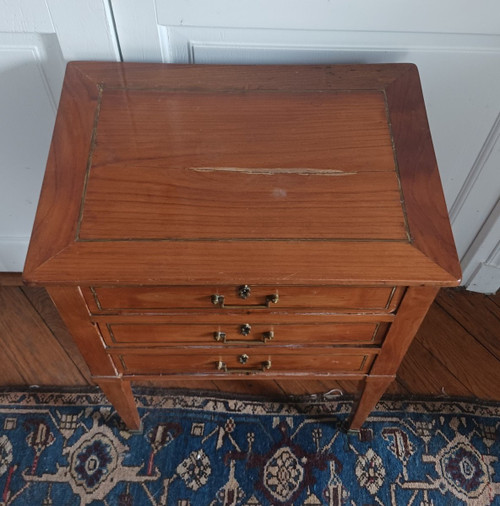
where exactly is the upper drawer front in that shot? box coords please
[85,285,403,313]
[99,322,387,347]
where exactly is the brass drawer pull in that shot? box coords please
[262,331,274,342]
[216,359,272,374]
[213,331,227,342]
[213,329,274,343]
[211,293,279,308]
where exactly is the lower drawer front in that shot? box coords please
[100,322,386,346]
[111,349,375,375]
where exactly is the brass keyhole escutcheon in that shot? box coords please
[240,324,251,336]
[238,285,251,299]
[239,354,249,364]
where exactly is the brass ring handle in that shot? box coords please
[211,293,279,308]
[216,359,271,374]
[213,330,274,343]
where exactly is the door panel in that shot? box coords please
[0,33,63,270]
[0,0,119,271]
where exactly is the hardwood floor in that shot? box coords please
[1,274,499,401]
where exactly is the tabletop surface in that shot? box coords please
[23,63,461,286]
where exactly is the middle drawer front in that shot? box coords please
[98,321,388,347]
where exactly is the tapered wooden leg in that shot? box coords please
[47,287,142,430]
[96,378,141,431]
[348,376,394,431]
[347,287,440,431]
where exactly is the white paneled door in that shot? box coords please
[0,0,119,270]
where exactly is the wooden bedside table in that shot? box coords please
[23,63,461,431]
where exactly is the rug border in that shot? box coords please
[0,387,499,419]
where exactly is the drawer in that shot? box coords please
[84,285,403,313]
[110,348,376,375]
[99,322,388,347]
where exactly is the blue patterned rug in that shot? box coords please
[0,389,499,505]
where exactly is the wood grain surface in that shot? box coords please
[84,285,402,312]
[23,63,460,287]
[0,287,88,385]
[81,168,405,241]
[98,321,387,347]
[1,284,498,402]
[0,273,23,286]
[385,65,461,282]
[25,241,459,286]
[23,64,98,279]
[111,347,376,376]
[92,89,395,172]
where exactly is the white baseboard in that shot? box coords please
[0,237,29,271]
[465,263,500,294]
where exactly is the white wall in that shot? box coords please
[0,0,119,270]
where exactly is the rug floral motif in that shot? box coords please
[0,390,499,505]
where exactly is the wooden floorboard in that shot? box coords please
[0,272,23,286]
[413,290,500,399]
[397,336,474,397]
[20,286,93,384]
[436,289,500,360]
[0,284,498,401]
[0,287,89,386]
[487,290,500,308]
